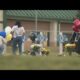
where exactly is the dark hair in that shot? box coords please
[37,32,40,35]
[73,16,79,21]
[15,21,22,27]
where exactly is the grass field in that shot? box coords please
[0,48,80,70]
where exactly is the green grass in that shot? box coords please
[0,48,80,70]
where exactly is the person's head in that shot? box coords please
[37,32,40,35]
[40,32,43,35]
[73,16,80,21]
[15,21,22,28]
[59,32,63,35]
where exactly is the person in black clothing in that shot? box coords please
[29,32,37,43]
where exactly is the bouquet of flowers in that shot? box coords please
[65,43,76,48]
[30,44,42,55]
[64,43,76,56]
[41,48,50,56]
[30,44,50,56]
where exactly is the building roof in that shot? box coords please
[6,10,78,21]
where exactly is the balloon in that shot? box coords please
[5,26,12,34]
[6,33,12,42]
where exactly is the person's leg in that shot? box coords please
[2,44,6,55]
[59,42,63,55]
[76,38,80,54]
[0,45,4,55]
[12,38,17,55]
[39,48,42,56]
[17,36,23,55]
[70,32,77,43]
[22,42,24,53]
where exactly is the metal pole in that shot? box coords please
[59,23,60,34]
[35,10,38,32]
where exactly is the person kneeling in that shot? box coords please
[0,36,7,55]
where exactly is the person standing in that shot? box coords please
[57,32,64,56]
[12,21,25,55]
[70,17,80,54]
[70,17,80,43]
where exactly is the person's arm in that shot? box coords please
[22,27,25,36]
[11,26,15,35]
[2,37,7,44]
[11,26,15,32]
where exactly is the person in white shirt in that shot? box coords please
[57,32,64,56]
[12,21,25,55]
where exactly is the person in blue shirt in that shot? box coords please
[0,31,6,38]
[0,31,7,55]
[36,32,44,44]
[57,32,65,56]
